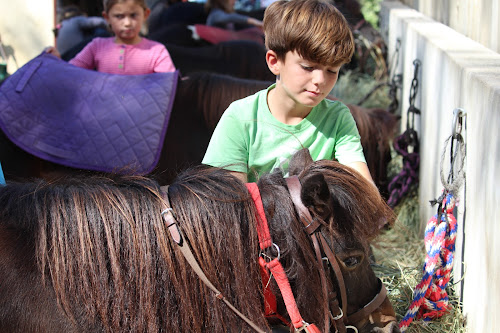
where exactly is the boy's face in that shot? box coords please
[267,50,341,109]
[103,0,150,45]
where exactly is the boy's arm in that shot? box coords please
[345,161,374,184]
[79,16,108,30]
[345,161,381,198]
[230,171,247,183]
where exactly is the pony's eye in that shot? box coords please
[340,254,364,270]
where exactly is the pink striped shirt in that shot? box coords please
[69,37,176,75]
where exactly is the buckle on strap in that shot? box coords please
[295,322,321,333]
[346,326,359,333]
[331,308,343,321]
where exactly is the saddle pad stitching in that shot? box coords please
[0,52,179,174]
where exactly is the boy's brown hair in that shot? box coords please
[263,0,354,67]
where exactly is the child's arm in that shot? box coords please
[152,44,176,73]
[208,9,262,28]
[202,104,250,176]
[68,39,97,70]
[78,16,107,30]
[231,171,248,183]
[345,161,381,199]
[345,161,375,185]
[45,46,61,58]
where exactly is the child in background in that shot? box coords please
[203,0,376,187]
[205,0,263,30]
[54,5,109,57]
[47,0,175,74]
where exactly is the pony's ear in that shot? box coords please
[289,148,313,176]
[301,173,332,220]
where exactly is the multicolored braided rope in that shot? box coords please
[399,192,457,332]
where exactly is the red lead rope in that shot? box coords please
[246,183,321,332]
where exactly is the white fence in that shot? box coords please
[380,1,500,332]
[396,0,500,54]
[0,0,54,75]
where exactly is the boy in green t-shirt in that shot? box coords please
[203,0,375,185]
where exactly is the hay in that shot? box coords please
[331,69,393,109]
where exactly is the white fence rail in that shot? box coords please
[380,2,500,332]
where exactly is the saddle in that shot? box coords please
[0,52,178,174]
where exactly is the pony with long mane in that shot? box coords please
[0,151,399,332]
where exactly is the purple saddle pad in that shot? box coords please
[0,52,178,174]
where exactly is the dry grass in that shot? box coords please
[331,69,393,109]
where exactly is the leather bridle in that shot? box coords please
[159,177,389,333]
[285,176,389,333]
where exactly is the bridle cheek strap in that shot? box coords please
[285,176,347,332]
[246,183,321,333]
[285,176,390,331]
[160,186,266,333]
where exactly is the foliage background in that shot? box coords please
[360,0,382,28]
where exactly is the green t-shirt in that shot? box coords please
[202,84,366,182]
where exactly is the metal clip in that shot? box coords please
[260,242,281,262]
[295,321,313,332]
[452,108,466,139]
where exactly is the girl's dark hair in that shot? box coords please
[102,0,148,13]
[59,5,84,22]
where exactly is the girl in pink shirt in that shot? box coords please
[48,0,175,74]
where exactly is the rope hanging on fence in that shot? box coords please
[399,109,466,332]
[387,59,421,208]
[399,192,457,332]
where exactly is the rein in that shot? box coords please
[159,185,267,333]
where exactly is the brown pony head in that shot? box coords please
[262,148,399,332]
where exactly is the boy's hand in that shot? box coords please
[44,46,61,59]
[231,171,248,183]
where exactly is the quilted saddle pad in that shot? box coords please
[0,52,178,174]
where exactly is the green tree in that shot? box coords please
[360,0,381,29]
